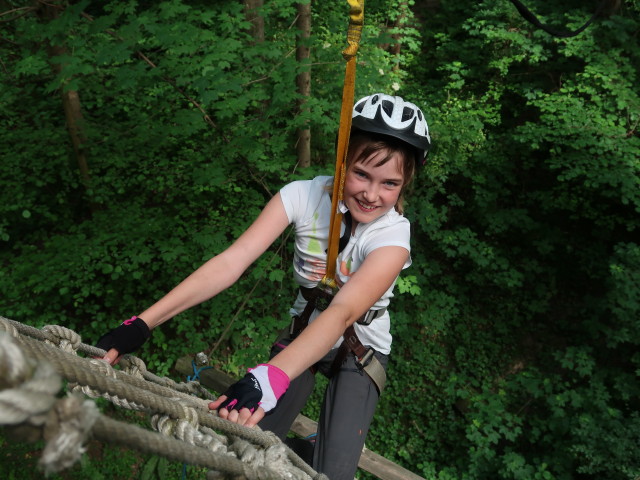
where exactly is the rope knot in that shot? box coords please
[0,335,99,475]
[88,357,118,378]
[179,403,200,426]
[40,394,99,475]
[0,335,60,427]
[121,355,147,378]
[43,325,81,353]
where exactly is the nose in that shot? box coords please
[363,183,379,203]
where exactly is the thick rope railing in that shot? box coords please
[0,316,328,479]
[2,318,214,399]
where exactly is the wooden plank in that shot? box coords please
[359,448,425,480]
[290,414,317,438]
[174,355,236,393]
[174,356,425,480]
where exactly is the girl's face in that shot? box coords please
[343,146,405,229]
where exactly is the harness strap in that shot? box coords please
[329,325,387,393]
[297,287,386,325]
[290,286,387,393]
[289,287,333,337]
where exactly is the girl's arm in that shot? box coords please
[212,244,409,426]
[269,244,410,379]
[101,193,290,364]
[138,193,291,328]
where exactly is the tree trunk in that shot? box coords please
[39,1,94,210]
[244,0,264,43]
[295,2,311,168]
[59,75,91,193]
[390,0,409,72]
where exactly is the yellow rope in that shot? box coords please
[323,0,364,286]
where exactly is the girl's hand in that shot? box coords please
[209,396,265,427]
[208,364,290,427]
[101,347,123,366]
[96,316,151,363]
[95,316,151,361]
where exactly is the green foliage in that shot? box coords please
[364,1,640,479]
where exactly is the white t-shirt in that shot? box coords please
[279,176,412,354]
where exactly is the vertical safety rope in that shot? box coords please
[323,0,364,286]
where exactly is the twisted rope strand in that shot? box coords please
[0,318,327,479]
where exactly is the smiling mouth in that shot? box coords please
[356,199,378,211]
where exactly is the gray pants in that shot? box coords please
[259,338,389,480]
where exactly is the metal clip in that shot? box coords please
[194,352,209,366]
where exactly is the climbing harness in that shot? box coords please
[508,0,609,38]
[290,283,387,393]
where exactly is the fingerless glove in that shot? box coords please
[96,316,151,355]
[218,364,290,414]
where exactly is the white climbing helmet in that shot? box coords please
[351,93,431,164]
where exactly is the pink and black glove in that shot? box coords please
[218,364,290,414]
[96,316,151,355]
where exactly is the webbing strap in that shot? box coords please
[317,2,382,393]
[324,0,364,285]
[330,325,387,393]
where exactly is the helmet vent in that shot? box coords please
[354,101,365,113]
[381,100,394,116]
[402,107,414,122]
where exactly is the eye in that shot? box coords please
[353,169,367,178]
[384,180,400,187]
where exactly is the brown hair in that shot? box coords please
[345,130,417,214]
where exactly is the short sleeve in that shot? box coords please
[279,180,307,224]
[362,217,411,259]
[280,176,332,225]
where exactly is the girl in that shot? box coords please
[97,93,430,479]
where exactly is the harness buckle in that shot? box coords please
[355,348,375,370]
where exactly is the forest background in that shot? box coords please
[1,0,639,479]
